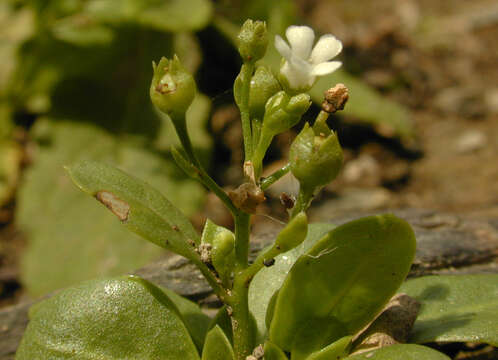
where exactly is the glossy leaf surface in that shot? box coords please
[305,336,352,360]
[345,344,450,360]
[269,215,416,354]
[400,274,498,346]
[201,325,235,360]
[264,341,288,360]
[161,287,211,353]
[67,159,200,257]
[249,224,335,343]
[16,276,199,359]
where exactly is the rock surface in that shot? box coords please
[1,209,497,359]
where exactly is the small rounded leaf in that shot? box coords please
[269,215,416,354]
[16,276,200,359]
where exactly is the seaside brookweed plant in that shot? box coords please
[15,19,498,360]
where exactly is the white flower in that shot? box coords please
[275,25,342,91]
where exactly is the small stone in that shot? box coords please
[455,130,487,154]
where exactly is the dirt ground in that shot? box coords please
[1,0,497,311]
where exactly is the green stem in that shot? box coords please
[239,63,255,162]
[252,131,274,180]
[171,113,238,215]
[191,256,228,303]
[230,211,253,359]
[291,185,315,218]
[252,117,262,156]
[260,163,290,190]
[241,245,280,287]
[234,212,251,271]
[230,277,253,360]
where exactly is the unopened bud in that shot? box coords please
[322,83,349,113]
[238,19,268,62]
[201,220,235,279]
[263,91,311,136]
[274,212,308,253]
[290,123,343,191]
[249,66,281,119]
[150,55,196,117]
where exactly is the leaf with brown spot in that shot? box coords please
[67,160,201,259]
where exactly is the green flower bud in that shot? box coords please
[212,230,235,278]
[150,55,196,116]
[201,219,235,281]
[252,91,311,178]
[248,66,281,119]
[238,19,268,62]
[289,123,343,191]
[274,212,308,253]
[263,91,311,135]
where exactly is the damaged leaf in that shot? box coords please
[67,159,200,258]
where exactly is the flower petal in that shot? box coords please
[310,35,342,64]
[286,25,315,59]
[275,35,292,60]
[310,61,342,76]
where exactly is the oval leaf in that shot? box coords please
[269,215,416,354]
[264,341,288,360]
[306,335,352,360]
[399,274,498,346]
[249,224,335,343]
[345,344,450,360]
[85,0,212,32]
[201,325,235,360]
[161,287,211,353]
[66,160,200,259]
[16,276,199,359]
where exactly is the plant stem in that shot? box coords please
[230,277,253,360]
[260,163,291,190]
[234,212,251,271]
[239,63,255,162]
[291,185,315,218]
[229,211,253,359]
[171,114,238,215]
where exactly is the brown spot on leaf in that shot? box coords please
[95,191,130,221]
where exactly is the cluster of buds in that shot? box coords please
[150,19,347,219]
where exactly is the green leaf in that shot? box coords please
[269,215,416,355]
[209,306,233,345]
[67,159,201,256]
[161,287,211,353]
[16,276,200,359]
[399,274,498,346]
[84,0,212,32]
[345,344,450,360]
[200,219,235,283]
[51,15,115,46]
[306,336,352,360]
[201,325,235,360]
[249,224,336,343]
[263,341,288,360]
[17,120,205,296]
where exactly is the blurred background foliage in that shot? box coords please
[0,0,414,296]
